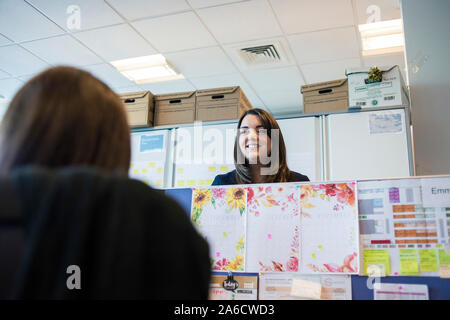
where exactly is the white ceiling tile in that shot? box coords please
[187,0,249,9]
[189,73,265,108]
[362,52,407,83]
[270,0,354,34]
[165,46,237,78]
[288,27,360,65]
[0,45,50,77]
[354,0,401,25]
[0,0,64,42]
[132,11,216,53]
[28,0,124,32]
[197,0,282,44]
[106,0,191,21]
[244,66,304,111]
[0,102,9,120]
[0,78,24,100]
[17,74,36,83]
[21,35,102,67]
[73,24,156,61]
[139,79,196,94]
[0,34,13,46]
[81,63,135,88]
[0,69,11,79]
[301,58,361,83]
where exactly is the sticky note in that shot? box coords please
[438,249,450,265]
[142,169,148,173]
[187,180,196,186]
[177,168,184,173]
[419,249,439,272]
[363,249,390,276]
[133,169,139,174]
[157,168,163,173]
[130,164,134,168]
[399,249,419,275]
[208,166,216,172]
[290,278,322,300]
[220,166,228,172]
[143,180,149,185]
[177,180,185,187]
[148,162,156,167]
[198,180,205,185]
[156,180,162,186]
[207,179,213,185]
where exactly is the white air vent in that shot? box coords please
[228,39,291,70]
[239,44,282,65]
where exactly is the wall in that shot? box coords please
[401,0,450,175]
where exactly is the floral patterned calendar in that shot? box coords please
[245,185,300,272]
[299,183,359,274]
[191,187,246,271]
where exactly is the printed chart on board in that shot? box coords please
[358,177,450,277]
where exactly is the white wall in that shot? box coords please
[401,0,450,175]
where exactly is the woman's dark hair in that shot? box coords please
[0,66,131,174]
[233,108,290,184]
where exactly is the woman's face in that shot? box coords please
[238,114,271,165]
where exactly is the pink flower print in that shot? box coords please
[214,258,229,270]
[323,263,340,273]
[265,186,272,194]
[286,256,298,272]
[340,252,357,273]
[212,188,226,199]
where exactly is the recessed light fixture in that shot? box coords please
[358,19,404,56]
[110,54,184,84]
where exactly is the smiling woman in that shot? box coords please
[212,108,309,185]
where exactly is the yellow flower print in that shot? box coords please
[225,187,246,214]
[193,188,212,210]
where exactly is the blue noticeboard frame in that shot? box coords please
[164,188,450,300]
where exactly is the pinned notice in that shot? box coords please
[140,134,164,153]
[421,177,450,208]
[369,110,404,135]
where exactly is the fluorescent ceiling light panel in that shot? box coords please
[110,54,184,84]
[359,19,404,56]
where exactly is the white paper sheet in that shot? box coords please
[374,283,429,300]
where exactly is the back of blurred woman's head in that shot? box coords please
[0,66,131,174]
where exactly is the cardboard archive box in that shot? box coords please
[120,91,154,128]
[346,65,409,108]
[154,91,196,126]
[195,86,253,122]
[301,79,348,114]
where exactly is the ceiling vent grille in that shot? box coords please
[234,41,289,68]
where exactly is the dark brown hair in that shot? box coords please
[234,108,290,184]
[0,66,131,174]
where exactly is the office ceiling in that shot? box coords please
[0,0,405,116]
